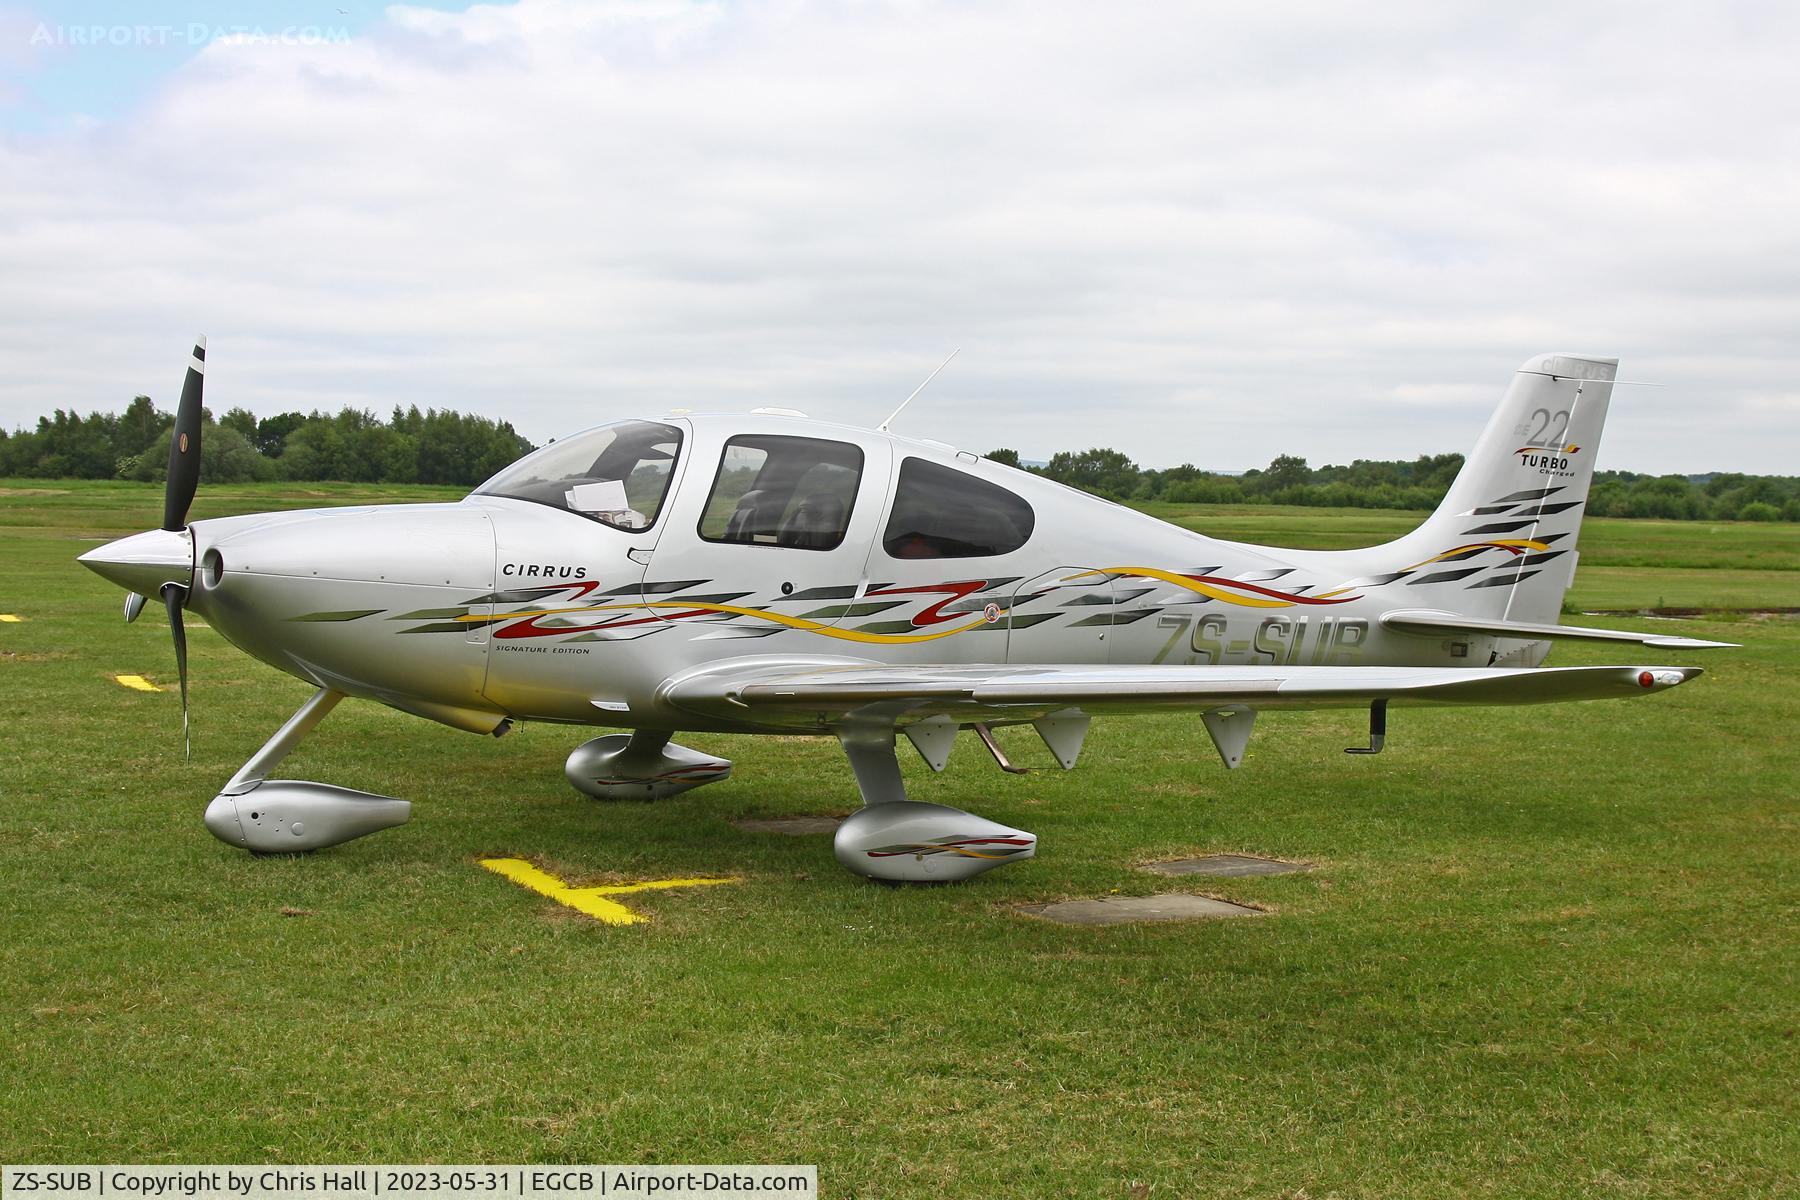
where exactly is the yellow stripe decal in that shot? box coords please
[463,601,1000,645]
[1409,539,1550,569]
[113,674,162,692]
[460,541,1557,645]
[478,857,739,926]
[1062,566,1296,608]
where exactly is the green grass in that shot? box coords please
[1,482,1795,1196]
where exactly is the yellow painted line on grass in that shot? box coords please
[0,614,22,622]
[478,857,739,926]
[113,674,163,692]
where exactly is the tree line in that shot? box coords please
[4,397,1793,520]
[984,447,1800,522]
[0,398,534,487]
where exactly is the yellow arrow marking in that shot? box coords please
[113,674,163,692]
[478,858,739,926]
[0,614,22,622]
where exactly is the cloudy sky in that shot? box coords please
[3,1,1798,473]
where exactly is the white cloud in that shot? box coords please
[2,0,1798,473]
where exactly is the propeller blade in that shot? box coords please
[162,582,190,757]
[123,591,147,623]
[162,337,206,533]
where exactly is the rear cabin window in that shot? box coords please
[882,457,1035,559]
[699,435,863,551]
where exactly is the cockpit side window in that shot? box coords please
[473,420,681,532]
[700,435,863,551]
[882,457,1035,559]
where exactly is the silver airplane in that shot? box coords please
[80,342,1730,881]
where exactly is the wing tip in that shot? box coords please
[1635,666,1703,691]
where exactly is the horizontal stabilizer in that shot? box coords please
[1380,608,1737,650]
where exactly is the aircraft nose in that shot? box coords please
[203,795,247,847]
[78,527,194,595]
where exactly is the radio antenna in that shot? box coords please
[878,349,960,433]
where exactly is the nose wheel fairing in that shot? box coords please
[202,687,411,854]
[206,782,410,853]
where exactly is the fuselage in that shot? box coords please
[171,412,1514,737]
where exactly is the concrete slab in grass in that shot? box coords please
[730,815,842,836]
[1142,854,1311,878]
[1018,894,1262,925]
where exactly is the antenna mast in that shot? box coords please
[878,349,960,433]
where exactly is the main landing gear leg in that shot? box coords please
[203,688,412,853]
[831,717,1037,883]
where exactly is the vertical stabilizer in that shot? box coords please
[1352,353,1618,628]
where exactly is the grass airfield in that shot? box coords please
[1,481,1795,1197]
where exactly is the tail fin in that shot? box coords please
[1348,353,1618,625]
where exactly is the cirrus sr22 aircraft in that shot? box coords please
[80,343,1730,881]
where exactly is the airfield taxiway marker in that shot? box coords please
[1017,894,1264,925]
[1143,854,1313,878]
[0,614,22,622]
[730,815,842,835]
[478,857,740,925]
[113,674,163,692]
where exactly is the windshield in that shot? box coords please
[473,420,682,531]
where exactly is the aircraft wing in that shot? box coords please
[662,660,1703,726]
[1378,608,1737,650]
